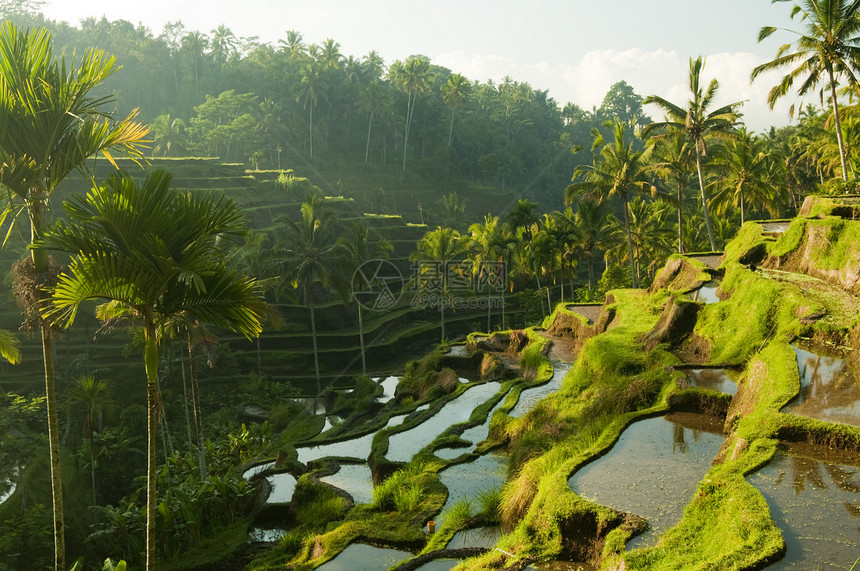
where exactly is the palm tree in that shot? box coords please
[643,56,742,251]
[68,375,115,504]
[389,55,433,170]
[566,119,655,288]
[752,0,860,180]
[150,113,187,157]
[570,198,612,296]
[0,23,147,570]
[468,214,504,331]
[181,30,209,102]
[441,73,471,147]
[358,80,388,166]
[710,129,785,225]
[411,227,468,342]
[296,63,328,160]
[39,170,264,571]
[338,221,393,375]
[648,132,696,253]
[276,194,345,395]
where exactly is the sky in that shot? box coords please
[39,0,808,132]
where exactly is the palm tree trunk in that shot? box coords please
[30,197,64,571]
[180,355,193,447]
[403,93,412,171]
[358,304,366,375]
[188,336,207,481]
[740,189,746,226]
[621,195,638,288]
[677,183,684,254]
[587,252,594,295]
[440,298,446,343]
[695,150,717,251]
[448,109,455,147]
[309,104,314,160]
[310,303,321,395]
[829,70,849,181]
[365,112,374,166]
[144,326,159,571]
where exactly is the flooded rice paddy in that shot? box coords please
[783,344,860,427]
[569,413,725,549]
[682,368,739,395]
[315,543,412,570]
[748,443,860,569]
[319,462,374,505]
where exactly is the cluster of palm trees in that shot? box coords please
[0,23,265,571]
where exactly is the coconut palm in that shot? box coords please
[296,63,328,160]
[566,119,655,288]
[358,80,389,166]
[570,198,612,296]
[389,55,433,170]
[441,73,471,147]
[411,226,468,343]
[753,0,860,180]
[710,129,786,225]
[68,375,115,504]
[276,194,346,395]
[338,221,393,375]
[648,132,696,253]
[0,22,147,570]
[643,56,741,251]
[39,170,263,571]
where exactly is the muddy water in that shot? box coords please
[682,368,739,395]
[565,304,602,323]
[316,543,412,570]
[692,281,721,304]
[436,451,507,528]
[748,444,860,569]
[510,363,573,418]
[569,413,724,549]
[319,463,374,504]
[386,382,503,463]
[783,344,860,427]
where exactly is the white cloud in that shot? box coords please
[437,48,806,133]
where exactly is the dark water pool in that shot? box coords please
[316,543,412,570]
[783,344,860,427]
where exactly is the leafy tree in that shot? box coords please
[39,170,263,571]
[643,56,741,251]
[567,119,655,288]
[598,80,649,125]
[0,22,147,571]
[752,0,860,180]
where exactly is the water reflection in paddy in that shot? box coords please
[783,344,860,427]
[296,414,407,464]
[748,445,860,569]
[446,526,501,549]
[266,472,297,503]
[683,368,739,395]
[320,463,374,504]
[386,382,502,463]
[437,451,507,528]
[692,281,721,304]
[569,413,724,549]
[509,363,573,418]
[316,543,412,570]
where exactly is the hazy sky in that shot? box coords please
[40,0,806,131]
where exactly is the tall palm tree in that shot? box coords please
[752,0,860,180]
[39,170,264,571]
[648,132,696,253]
[276,194,345,395]
[570,198,612,296]
[389,55,433,170]
[296,63,328,160]
[643,56,741,251]
[68,375,115,504]
[358,80,388,166]
[0,23,147,570]
[411,227,468,343]
[566,119,655,288]
[338,221,393,375]
[441,73,471,147]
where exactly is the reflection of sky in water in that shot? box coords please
[748,448,860,569]
[320,463,374,505]
[248,527,283,542]
[266,472,297,503]
[377,376,400,402]
[0,467,18,505]
[692,281,721,304]
[296,414,407,464]
[386,382,502,463]
[437,451,507,528]
[684,368,738,396]
[569,414,724,549]
[783,345,860,427]
[242,461,274,480]
[316,543,411,570]
[509,364,573,418]
[446,526,500,549]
